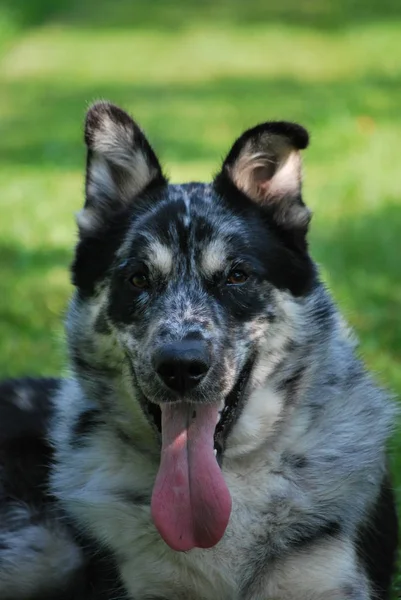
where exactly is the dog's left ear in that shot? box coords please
[216,122,311,232]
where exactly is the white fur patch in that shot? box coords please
[92,113,139,171]
[148,240,173,277]
[265,537,369,600]
[227,134,310,228]
[91,114,156,199]
[225,385,284,457]
[228,134,299,200]
[201,238,228,277]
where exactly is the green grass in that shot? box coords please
[0,0,400,593]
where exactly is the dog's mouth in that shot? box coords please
[145,355,255,456]
[143,356,255,552]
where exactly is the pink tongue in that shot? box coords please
[151,403,232,551]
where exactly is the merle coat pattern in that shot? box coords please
[0,102,398,600]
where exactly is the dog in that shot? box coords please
[0,101,398,600]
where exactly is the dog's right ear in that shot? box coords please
[77,101,165,235]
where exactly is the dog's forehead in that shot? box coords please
[122,182,247,266]
[163,181,219,226]
[168,181,215,203]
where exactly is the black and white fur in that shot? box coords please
[0,102,398,600]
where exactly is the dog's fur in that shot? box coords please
[0,102,398,600]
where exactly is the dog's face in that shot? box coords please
[70,102,316,551]
[107,182,270,406]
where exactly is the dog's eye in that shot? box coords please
[226,269,249,285]
[130,273,149,290]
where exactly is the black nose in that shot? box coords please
[152,340,210,394]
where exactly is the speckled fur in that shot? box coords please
[0,102,398,600]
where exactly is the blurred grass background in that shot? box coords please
[0,0,400,592]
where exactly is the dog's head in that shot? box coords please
[69,102,316,551]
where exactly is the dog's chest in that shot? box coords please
[73,459,283,600]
